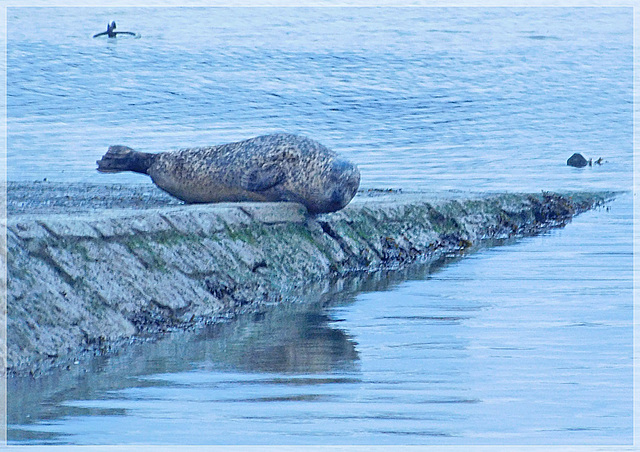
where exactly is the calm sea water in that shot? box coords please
[6,6,633,446]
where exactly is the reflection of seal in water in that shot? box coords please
[93,21,136,38]
[96,134,361,214]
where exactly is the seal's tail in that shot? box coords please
[97,145,156,174]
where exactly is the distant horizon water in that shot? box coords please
[7,6,632,192]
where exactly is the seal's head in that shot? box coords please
[278,152,360,214]
[249,134,360,214]
[313,157,360,214]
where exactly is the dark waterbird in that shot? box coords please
[93,21,136,38]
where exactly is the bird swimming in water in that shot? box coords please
[93,21,136,38]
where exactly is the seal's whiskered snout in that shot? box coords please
[327,189,347,212]
[331,189,343,204]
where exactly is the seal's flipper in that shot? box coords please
[240,144,299,191]
[97,145,156,174]
[241,164,285,192]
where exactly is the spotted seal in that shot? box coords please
[96,133,361,214]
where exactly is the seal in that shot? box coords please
[96,133,361,214]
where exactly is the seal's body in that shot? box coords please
[97,133,360,214]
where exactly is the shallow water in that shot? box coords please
[6,6,633,446]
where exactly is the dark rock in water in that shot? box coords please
[567,153,589,168]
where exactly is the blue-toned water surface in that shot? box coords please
[7,6,633,445]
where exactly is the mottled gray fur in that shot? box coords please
[97,133,360,213]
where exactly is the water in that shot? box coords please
[8,7,632,191]
[6,6,633,446]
